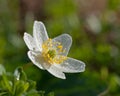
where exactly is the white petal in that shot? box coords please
[53,34,72,56]
[33,21,49,51]
[47,65,66,79]
[23,32,38,51]
[27,51,46,70]
[55,57,85,73]
[28,51,65,79]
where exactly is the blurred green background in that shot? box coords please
[0,0,120,95]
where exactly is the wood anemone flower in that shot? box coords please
[23,21,85,79]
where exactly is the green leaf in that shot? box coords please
[27,80,36,91]
[14,80,29,96]
[14,67,27,81]
[0,92,8,96]
[1,73,12,94]
[23,82,29,92]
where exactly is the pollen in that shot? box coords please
[42,38,67,64]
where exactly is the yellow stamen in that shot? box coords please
[42,38,67,64]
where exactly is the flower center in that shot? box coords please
[47,49,56,59]
[42,38,67,64]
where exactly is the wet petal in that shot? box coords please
[47,65,66,79]
[55,57,85,73]
[53,34,72,56]
[23,32,38,51]
[33,21,49,51]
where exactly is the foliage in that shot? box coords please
[0,65,54,96]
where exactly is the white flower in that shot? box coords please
[23,21,85,79]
